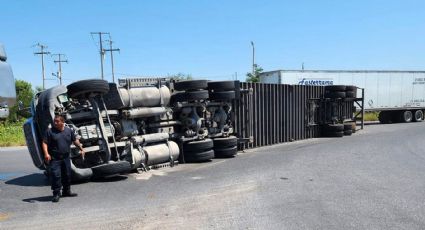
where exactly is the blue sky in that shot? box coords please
[3,0,425,88]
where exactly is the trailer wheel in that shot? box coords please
[401,110,413,123]
[174,80,208,91]
[208,81,236,92]
[209,91,236,101]
[325,85,346,92]
[324,91,346,99]
[378,111,393,124]
[323,124,344,132]
[67,79,110,99]
[343,130,353,136]
[345,85,357,91]
[343,122,354,131]
[214,146,238,158]
[324,131,344,138]
[184,149,215,162]
[345,91,356,98]
[171,90,209,103]
[414,110,423,122]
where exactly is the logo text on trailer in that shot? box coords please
[298,78,333,86]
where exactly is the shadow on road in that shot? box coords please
[363,121,382,126]
[91,175,128,183]
[22,196,52,203]
[5,173,49,187]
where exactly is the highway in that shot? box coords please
[1,122,425,229]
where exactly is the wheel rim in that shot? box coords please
[404,111,412,122]
[415,111,423,121]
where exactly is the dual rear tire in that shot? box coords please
[213,136,238,158]
[183,138,215,162]
[378,110,423,123]
[324,85,357,99]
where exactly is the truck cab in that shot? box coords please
[0,44,16,119]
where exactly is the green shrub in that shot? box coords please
[0,119,26,147]
[364,112,379,121]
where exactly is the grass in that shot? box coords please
[363,111,379,122]
[0,120,26,147]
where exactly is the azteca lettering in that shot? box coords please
[298,78,333,86]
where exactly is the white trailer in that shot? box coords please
[260,70,425,123]
[0,44,16,119]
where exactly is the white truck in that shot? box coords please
[0,44,16,119]
[260,70,425,123]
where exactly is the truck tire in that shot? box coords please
[345,91,356,98]
[325,85,346,92]
[401,110,413,123]
[207,81,236,91]
[343,130,353,136]
[345,85,357,91]
[324,91,346,99]
[414,110,423,122]
[184,149,214,162]
[67,79,110,99]
[214,146,238,158]
[213,136,238,148]
[378,111,393,124]
[183,138,214,152]
[91,161,131,178]
[323,124,344,132]
[324,131,344,138]
[171,90,209,103]
[209,91,236,100]
[343,123,353,131]
[174,80,208,91]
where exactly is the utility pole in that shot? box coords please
[250,41,255,76]
[52,53,68,85]
[104,39,120,83]
[91,32,109,80]
[34,43,50,90]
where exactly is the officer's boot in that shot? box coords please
[52,191,61,202]
[62,187,78,197]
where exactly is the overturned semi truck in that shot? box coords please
[24,78,358,182]
[24,78,238,181]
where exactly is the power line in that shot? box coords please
[51,53,68,85]
[104,39,120,83]
[90,32,110,80]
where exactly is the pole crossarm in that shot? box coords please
[52,53,68,85]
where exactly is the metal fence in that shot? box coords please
[234,82,355,150]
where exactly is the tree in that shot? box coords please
[8,79,34,121]
[246,64,263,83]
[35,86,43,93]
[169,73,193,81]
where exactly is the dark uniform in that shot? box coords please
[43,126,76,196]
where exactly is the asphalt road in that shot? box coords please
[1,122,425,229]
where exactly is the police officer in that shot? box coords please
[42,114,85,203]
